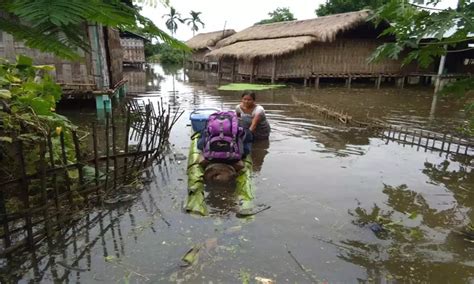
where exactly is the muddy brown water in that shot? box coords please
[2,64,473,283]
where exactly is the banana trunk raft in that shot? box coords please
[185,133,255,216]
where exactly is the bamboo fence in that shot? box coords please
[0,99,183,256]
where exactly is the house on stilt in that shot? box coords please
[0,24,125,109]
[207,10,423,88]
[185,29,235,71]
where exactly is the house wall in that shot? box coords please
[190,49,209,63]
[0,24,119,91]
[227,38,420,78]
[105,28,124,87]
[120,38,145,63]
[445,47,474,74]
[0,31,93,86]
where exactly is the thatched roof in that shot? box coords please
[208,36,315,60]
[185,30,236,50]
[208,10,371,60]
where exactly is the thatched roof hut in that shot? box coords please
[186,30,236,50]
[185,30,235,67]
[207,10,420,84]
[214,10,370,58]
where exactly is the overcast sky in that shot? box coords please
[140,0,459,42]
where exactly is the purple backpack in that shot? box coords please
[203,111,244,161]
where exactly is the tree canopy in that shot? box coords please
[184,11,205,36]
[0,0,186,60]
[255,7,296,25]
[315,0,388,16]
[163,6,184,36]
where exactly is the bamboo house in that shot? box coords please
[120,31,148,66]
[0,25,125,108]
[207,10,421,87]
[185,29,235,71]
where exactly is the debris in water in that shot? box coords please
[103,194,137,205]
[225,225,242,234]
[239,269,251,284]
[255,276,275,284]
[174,153,187,161]
[369,223,383,234]
[57,261,87,272]
[236,204,271,218]
[181,245,201,267]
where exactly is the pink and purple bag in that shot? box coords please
[203,111,244,161]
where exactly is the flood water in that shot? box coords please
[2,64,473,283]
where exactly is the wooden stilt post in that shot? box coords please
[231,58,236,82]
[347,76,352,89]
[304,77,308,87]
[271,56,276,84]
[250,61,255,83]
[315,76,320,89]
[376,74,382,89]
[217,58,222,85]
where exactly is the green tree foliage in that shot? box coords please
[370,0,474,134]
[184,11,205,36]
[315,0,388,16]
[163,7,184,36]
[159,44,185,65]
[255,7,296,25]
[145,42,162,59]
[0,0,185,60]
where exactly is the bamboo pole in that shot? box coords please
[39,142,52,239]
[17,140,34,247]
[72,131,85,186]
[123,109,131,183]
[111,108,118,190]
[104,108,110,192]
[0,184,11,249]
[60,131,73,205]
[92,123,100,191]
[46,131,60,219]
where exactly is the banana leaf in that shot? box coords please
[185,133,208,216]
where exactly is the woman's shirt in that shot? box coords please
[235,104,270,139]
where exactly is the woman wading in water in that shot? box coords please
[235,91,270,141]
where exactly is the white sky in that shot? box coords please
[140,0,459,42]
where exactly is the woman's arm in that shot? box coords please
[249,113,261,133]
[235,104,241,117]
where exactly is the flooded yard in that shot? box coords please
[2,64,473,283]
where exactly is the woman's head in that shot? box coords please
[241,91,256,108]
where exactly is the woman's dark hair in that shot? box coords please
[241,91,256,100]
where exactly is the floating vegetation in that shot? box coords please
[218,83,286,91]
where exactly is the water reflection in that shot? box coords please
[123,65,162,94]
[205,184,237,215]
[340,179,473,282]
[3,64,473,282]
[252,139,270,172]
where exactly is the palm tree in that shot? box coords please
[163,7,183,36]
[184,11,205,36]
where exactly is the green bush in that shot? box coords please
[159,44,185,65]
